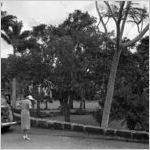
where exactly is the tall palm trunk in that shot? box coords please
[12,78,16,108]
[101,48,122,128]
[12,47,17,109]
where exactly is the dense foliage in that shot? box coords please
[111,36,149,131]
[1,8,149,130]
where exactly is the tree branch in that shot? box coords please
[120,1,131,39]
[118,1,125,24]
[96,1,108,33]
[137,23,141,33]
[95,1,116,45]
[141,20,144,32]
[116,1,125,50]
[104,17,110,26]
[97,20,101,27]
[121,24,149,47]
[104,1,117,23]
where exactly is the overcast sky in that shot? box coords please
[1,1,149,58]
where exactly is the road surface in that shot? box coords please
[1,125,148,149]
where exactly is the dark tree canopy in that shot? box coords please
[1,7,149,129]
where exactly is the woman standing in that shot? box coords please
[18,95,36,140]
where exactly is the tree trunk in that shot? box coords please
[101,49,122,128]
[12,78,16,109]
[45,100,48,110]
[80,88,85,109]
[36,85,41,116]
[83,100,85,109]
[63,96,70,122]
[69,97,73,109]
[80,99,85,109]
[64,104,70,122]
[59,99,63,108]
[36,100,40,116]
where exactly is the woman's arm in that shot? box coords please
[16,101,22,108]
[29,101,32,109]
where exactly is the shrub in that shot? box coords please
[111,89,149,131]
[75,108,87,115]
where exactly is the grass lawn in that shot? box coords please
[40,100,100,126]
[17,99,127,129]
[39,100,127,130]
[48,114,127,130]
[46,114,100,126]
[39,100,99,110]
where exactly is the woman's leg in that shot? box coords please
[25,129,27,137]
[23,129,29,140]
[25,129,30,140]
[23,129,26,139]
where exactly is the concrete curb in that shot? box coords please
[14,113,149,143]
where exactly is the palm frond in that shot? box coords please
[1,11,17,31]
[12,21,23,38]
[1,32,11,44]
[19,30,31,39]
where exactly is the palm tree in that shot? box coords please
[1,11,16,43]
[1,12,33,108]
[1,10,16,29]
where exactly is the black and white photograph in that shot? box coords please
[1,0,149,149]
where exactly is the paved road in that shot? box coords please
[1,125,148,149]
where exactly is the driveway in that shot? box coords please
[1,125,149,149]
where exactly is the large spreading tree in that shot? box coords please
[95,1,149,128]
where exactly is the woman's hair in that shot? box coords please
[23,94,28,98]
